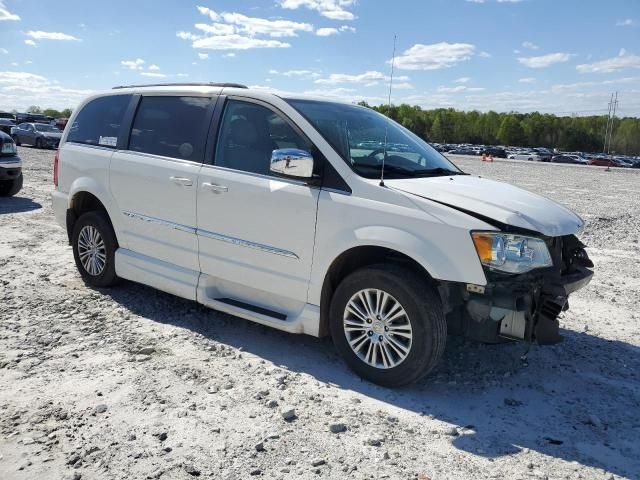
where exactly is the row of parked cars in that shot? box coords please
[0,111,65,149]
[434,142,640,168]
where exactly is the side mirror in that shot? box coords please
[270,148,314,179]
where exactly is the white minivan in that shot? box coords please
[52,83,593,386]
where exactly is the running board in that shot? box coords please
[215,297,287,321]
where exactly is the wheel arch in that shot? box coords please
[318,245,438,337]
[66,183,119,245]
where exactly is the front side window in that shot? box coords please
[287,99,462,179]
[34,124,60,133]
[129,96,211,162]
[215,99,310,176]
[67,94,131,148]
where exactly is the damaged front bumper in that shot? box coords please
[445,234,593,345]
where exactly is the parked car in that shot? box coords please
[508,152,543,161]
[480,147,507,158]
[12,122,62,149]
[15,112,54,125]
[448,148,477,156]
[0,130,22,197]
[587,157,629,168]
[551,155,588,165]
[0,118,15,135]
[51,83,593,387]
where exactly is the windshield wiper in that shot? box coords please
[411,167,467,176]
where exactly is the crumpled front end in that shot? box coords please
[444,235,593,345]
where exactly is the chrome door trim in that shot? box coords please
[122,211,196,234]
[196,228,299,259]
[122,211,298,259]
[199,163,310,187]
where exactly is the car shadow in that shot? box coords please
[103,281,640,478]
[0,196,42,214]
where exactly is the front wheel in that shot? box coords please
[72,211,120,288]
[0,174,23,197]
[35,138,43,149]
[329,264,447,387]
[12,135,21,146]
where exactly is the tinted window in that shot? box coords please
[67,95,131,148]
[129,96,211,162]
[215,100,310,175]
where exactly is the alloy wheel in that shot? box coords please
[343,288,413,369]
[77,225,107,276]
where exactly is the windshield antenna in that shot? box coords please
[380,34,397,187]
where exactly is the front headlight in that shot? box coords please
[471,232,553,274]
[1,141,17,154]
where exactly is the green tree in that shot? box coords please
[497,115,525,145]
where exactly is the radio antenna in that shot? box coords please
[380,34,397,187]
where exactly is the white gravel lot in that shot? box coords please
[1,148,639,480]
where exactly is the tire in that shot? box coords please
[71,210,120,288]
[35,138,43,149]
[0,173,23,197]
[329,264,447,387]
[12,135,21,146]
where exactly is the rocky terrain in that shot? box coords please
[1,148,639,480]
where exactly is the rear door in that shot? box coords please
[109,94,215,273]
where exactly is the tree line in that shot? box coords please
[360,102,640,156]
[7,106,73,119]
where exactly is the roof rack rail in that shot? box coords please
[112,82,248,90]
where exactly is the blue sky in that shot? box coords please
[1,0,639,115]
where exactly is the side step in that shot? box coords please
[215,297,287,321]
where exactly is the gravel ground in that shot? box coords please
[1,148,639,480]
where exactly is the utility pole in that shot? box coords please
[603,93,613,154]
[607,91,618,155]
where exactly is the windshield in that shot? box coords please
[34,124,60,132]
[287,99,462,179]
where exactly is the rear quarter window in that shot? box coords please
[67,95,132,148]
[128,96,211,162]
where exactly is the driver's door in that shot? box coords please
[196,98,320,308]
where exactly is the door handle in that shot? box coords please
[170,176,193,186]
[202,182,228,194]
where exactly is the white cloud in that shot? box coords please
[616,18,635,27]
[478,51,491,58]
[339,25,356,33]
[393,42,476,70]
[316,27,339,36]
[280,69,322,78]
[148,64,161,71]
[315,70,409,86]
[454,77,471,83]
[522,41,539,50]
[193,35,290,50]
[26,30,81,41]
[551,76,640,92]
[140,72,167,78]
[121,58,145,70]
[0,48,8,54]
[576,49,640,73]
[24,40,37,47]
[518,52,573,68]
[437,85,485,93]
[393,82,414,90]
[198,52,209,60]
[0,71,93,111]
[278,0,357,21]
[179,6,314,51]
[223,53,236,58]
[519,77,536,83]
[0,1,19,21]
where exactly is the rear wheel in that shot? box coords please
[0,174,23,197]
[329,264,447,387]
[35,138,43,149]
[72,211,120,287]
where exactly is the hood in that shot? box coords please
[387,175,584,237]
[42,132,62,139]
